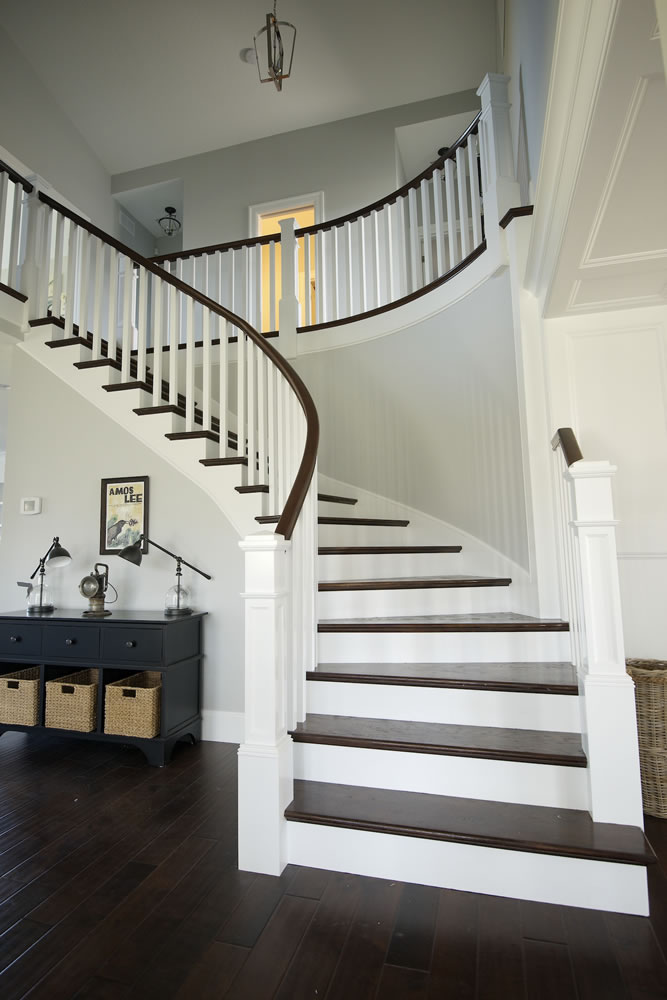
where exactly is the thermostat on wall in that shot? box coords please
[20,497,42,515]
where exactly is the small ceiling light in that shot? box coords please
[253,0,296,92]
[157,206,181,237]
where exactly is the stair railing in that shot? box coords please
[551,428,643,828]
[20,188,319,875]
[0,159,33,299]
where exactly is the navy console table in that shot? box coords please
[0,609,204,765]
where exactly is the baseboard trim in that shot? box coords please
[202,709,244,744]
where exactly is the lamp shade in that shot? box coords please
[118,539,143,566]
[47,541,71,568]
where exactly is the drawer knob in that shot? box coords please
[65,638,76,646]
[125,640,136,648]
[9,635,19,643]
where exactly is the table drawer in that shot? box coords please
[43,626,99,660]
[0,623,42,658]
[101,628,162,665]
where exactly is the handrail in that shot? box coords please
[37,191,319,541]
[0,158,34,193]
[149,112,482,260]
[551,427,583,467]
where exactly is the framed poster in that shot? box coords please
[100,476,149,555]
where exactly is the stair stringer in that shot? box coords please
[20,325,263,538]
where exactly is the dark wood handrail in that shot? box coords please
[147,111,481,260]
[38,191,319,540]
[551,428,583,467]
[0,158,34,193]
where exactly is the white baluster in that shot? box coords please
[468,133,483,247]
[456,146,470,259]
[444,158,459,269]
[107,247,119,361]
[358,217,368,313]
[278,217,298,356]
[240,245,249,323]
[36,204,53,319]
[151,275,163,406]
[77,230,90,341]
[277,374,287,508]
[432,168,446,277]
[237,326,247,472]
[420,178,433,286]
[247,341,257,486]
[229,250,236,313]
[269,240,277,331]
[63,222,78,339]
[302,235,311,326]
[52,213,65,321]
[218,317,229,457]
[267,361,278,501]
[407,187,421,291]
[136,267,148,384]
[120,255,133,380]
[253,243,262,331]
[344,221,355,317]
[395,197,408,299]
[91,239,104,359]
[315,230,325,325]
[331,227,340,320]
[0,173,8,277]
[168,285,178,405]
[7,182,22,290]
[376,207,391,305]
[258,351,268,486]
[184,296,195,431]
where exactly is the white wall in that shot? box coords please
[111,91,481,249]
[545,304,667,657]
[503,0,560,197]
[0,350,245,737]
[0,26,115,233]
[294,270,530,569]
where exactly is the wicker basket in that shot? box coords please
[0,667,40,726]
[45,669,99,733]
[104,671,161,739]
[626,658,667,818]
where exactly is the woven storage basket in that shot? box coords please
[626,658,667,818]
[104,671,161,739]
[0,667,40,726]
[45,669,98,733]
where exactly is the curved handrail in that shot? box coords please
[551,427,583,467]
[0,158,34,193]
[38,191,319,540]
[150,112,482,261]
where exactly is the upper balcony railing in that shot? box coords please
[0,159,33,299]
[151,114,486,337]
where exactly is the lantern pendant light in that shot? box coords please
[253,0,296,92]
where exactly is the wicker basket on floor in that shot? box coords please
[104,671,161,739]
[45,669,99,733]
[0,667,41,726]
[626,658,667,818]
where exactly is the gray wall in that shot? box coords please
[111,91,481,250]
[294,271,529,568]
[0,350,245,717]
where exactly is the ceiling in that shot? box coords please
[1,0,498,176]
[546,0,667,315]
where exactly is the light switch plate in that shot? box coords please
[20,497,41,515]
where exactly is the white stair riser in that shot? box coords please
[318,552,464,581]
[287,823,649,915]
[293,743,588,809]
[317,524,416,547]
[318,586,511,618]
[306,680,581,732]
[318,630,570,663]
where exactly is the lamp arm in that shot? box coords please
[29,537,59,580]
[144,537,212,581]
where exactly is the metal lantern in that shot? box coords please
[157,207,181,237]
[253,1,296,91]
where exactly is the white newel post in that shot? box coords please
[568,461,644,827]
[476,74,520,246]
[237,532,294,875]
[278,217,299,358]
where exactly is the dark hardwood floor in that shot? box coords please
[0,732,665,999]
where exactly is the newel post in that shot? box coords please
[568,461,644,827]
[278,217,299,358]
[476,74,520,239]
[237,532,293,875]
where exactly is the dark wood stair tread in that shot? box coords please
[289,714,586,766]
[200,457,248,467]
[308,661,578,694]
[318,545,462,555]
[318,613,569,633]
[319,575,511,592]
[235,485,269,494]
[318,493,358,505]
[285,781,655,866]
[259,515,411,526]
[166,430,219,442]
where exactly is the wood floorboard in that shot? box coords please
[0,734,664,999]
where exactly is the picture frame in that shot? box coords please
[100,476,149,556]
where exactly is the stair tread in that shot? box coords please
[289,714,586,765]
[286,780,655,865]
[318,545,462,555]
[318,612,569,632]
[319,575,511,591]
[309,661,578,694]
[318,493,358,505]
[259,516,411,526]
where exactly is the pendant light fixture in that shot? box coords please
[253,0,296,92]
[157,206,181,237]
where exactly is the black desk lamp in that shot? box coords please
[17,536,72,614]
[118,534,211,616]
